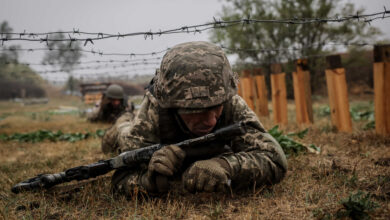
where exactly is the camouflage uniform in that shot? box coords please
[87,96,131,123]
[101,111,134,154]
[88,85,135,154]
[111,42,287,195]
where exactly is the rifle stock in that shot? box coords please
[12,121,246,194]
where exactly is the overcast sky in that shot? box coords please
[1,0,389,84]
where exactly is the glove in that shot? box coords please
[182,158,232,193]
[139,145,185,193]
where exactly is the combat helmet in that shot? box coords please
[105,84,124,99]
[154,41,237,109]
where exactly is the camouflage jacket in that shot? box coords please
[115,91,287,190]
[101,112,135,154]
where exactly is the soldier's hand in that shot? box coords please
[182,158,232,193]
[140,145,186,193]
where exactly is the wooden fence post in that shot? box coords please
[325,55,352,132]
[293,59,313,125]
[253,68,269,117]
[240,70,256,111]
[270,64,288,125]
[373,45,390,135]
[237,80,243,97]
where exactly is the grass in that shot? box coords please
[0,95,389,219]
[0,129,105,143]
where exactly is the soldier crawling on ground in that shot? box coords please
[103,41,287,195]
[87,84,134,124]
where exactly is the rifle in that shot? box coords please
[11,121,246,194]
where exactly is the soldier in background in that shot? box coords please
[87,84,134,124]
[87,84,135,155]
[106,41,287,195]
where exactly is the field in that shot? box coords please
[0,95,389,219]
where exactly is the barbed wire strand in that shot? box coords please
[220,41,375,53]
[0,57,163,66]
[35,61,160,74]
[0,47,169,57]
[0,40,375,56]
[39,67,157,78]
[1,40,379,69]
[1,9,389,44]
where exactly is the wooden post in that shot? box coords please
[270,64,288,125]
[237,80,243,97]
[373,45,390,135]
[253,68,269,117]
[293,59,313,125]
[325,55,352,132]
[240,70,256,111]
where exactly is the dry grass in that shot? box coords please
[0,96,389,219]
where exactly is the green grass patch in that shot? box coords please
[337,191,379,220]
[268,126,319,157]
[0,129,105,143]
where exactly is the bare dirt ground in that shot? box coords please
[0,95,389,219]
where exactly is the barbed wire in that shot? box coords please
[38,75,154,85]
[34,61,160,74]
[0,47,169,57]
[1,9,389,45]
[33,40,373,76]
[0,57,163,66]
[0,40,377,61]
[220,40,384,65]
[78,73,149,80]
[34,62,160,74]
[220,41,375,53]
[39,67,156,78]
[0,40,380,77]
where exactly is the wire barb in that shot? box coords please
[73,28,80,35]
[1,37,7,46]
[384,6,389,19]
[19,30,26,38]
[39,34,49,46]
[68,34,76,47]
[144,31,153,40]
[84,38,94,46]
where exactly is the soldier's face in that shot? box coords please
[110,99,121,107]
[179,105,223,136]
